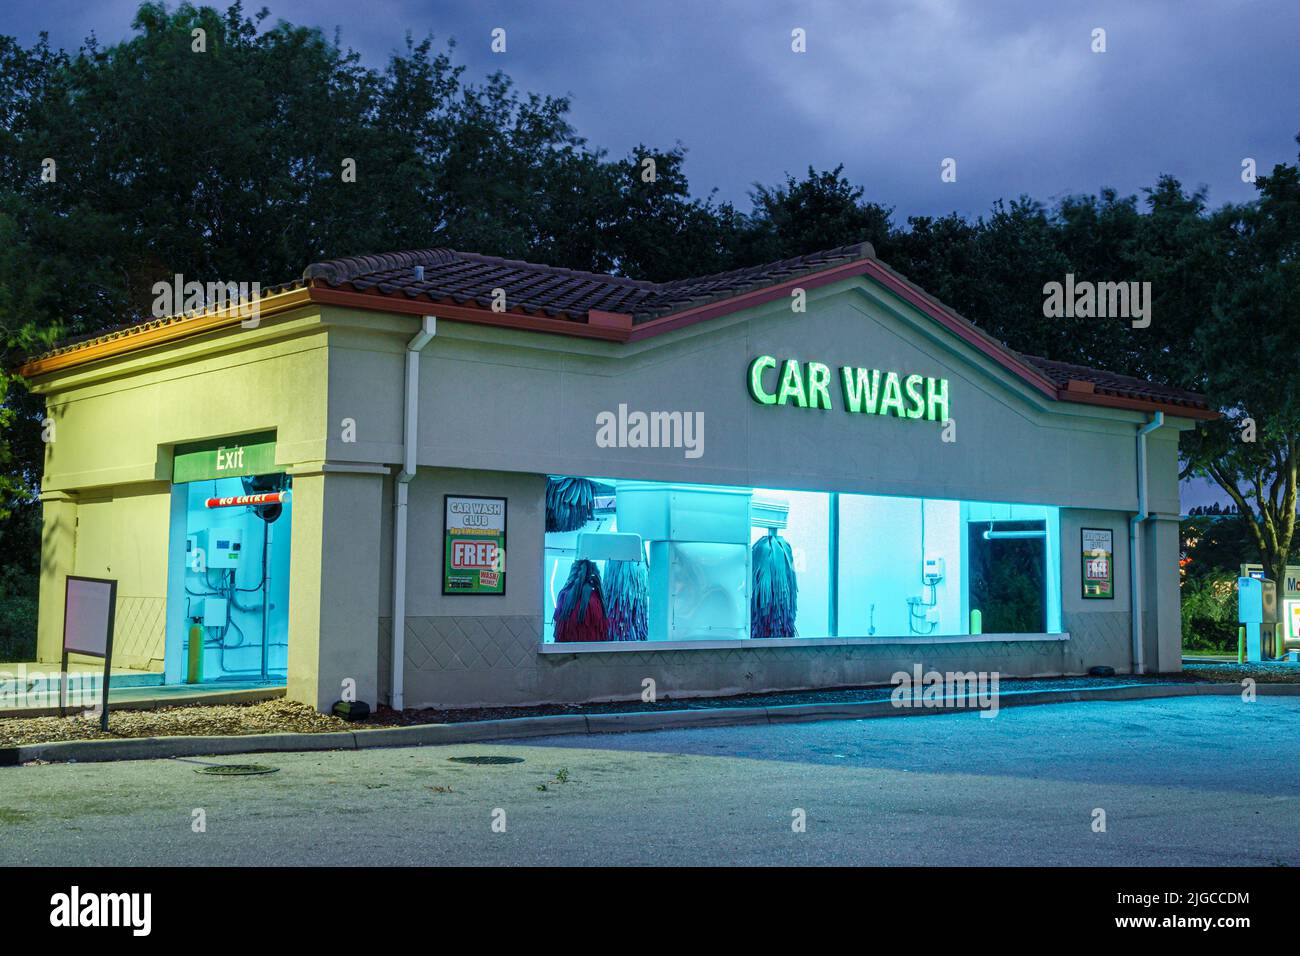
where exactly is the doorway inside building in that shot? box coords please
[967,518,1048,633]
[169,473,293,683]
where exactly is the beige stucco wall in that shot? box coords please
[32,311,333,687]
[321,278,1188,513]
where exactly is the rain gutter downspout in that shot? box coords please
[391,314,436,711]
[1129,411,1164,675]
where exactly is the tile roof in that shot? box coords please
[1017,355,1210,411]
[19,242,1213,416]
[298,243,873,323]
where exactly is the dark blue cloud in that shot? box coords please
[8,0,1297,220]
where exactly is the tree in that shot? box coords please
[1181,143,1300,588]
[738,165,894,264]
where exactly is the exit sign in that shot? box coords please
[173,432,279,483]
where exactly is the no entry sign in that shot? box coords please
[205,492,286,509]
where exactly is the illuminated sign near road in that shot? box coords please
[747,356,949,422]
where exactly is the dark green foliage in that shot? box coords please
[1181,513,1262,581]
[1180,572,1239,653]
[967,522,1046,634]
[0,498,39,660]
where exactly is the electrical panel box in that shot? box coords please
[202,598,228,628]
[196,528,243,569]
[923,555,945,585]
[189,597,228,627]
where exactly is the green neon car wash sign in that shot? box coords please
[747,355,949,422]
[173,431,280,483]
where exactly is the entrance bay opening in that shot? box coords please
[164,432,293,685]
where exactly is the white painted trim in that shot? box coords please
[287,460,391,477]
[538,632,1070,654]
[322,462,391,475]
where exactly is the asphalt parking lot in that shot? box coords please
[1,695,1297,866]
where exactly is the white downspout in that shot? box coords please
[1129,411,1164,675]
[391,314,436,711]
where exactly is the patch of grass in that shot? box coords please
[538,768,573,791]
[0,807,33,824]
[1183,661,1300,684]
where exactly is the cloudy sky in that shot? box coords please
[9,0,1298,219]
[7,0,1296,509]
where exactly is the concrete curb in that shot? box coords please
[352,714,590,748]
[585,706,770,733]
[4,681,1298,765]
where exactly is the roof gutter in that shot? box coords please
[390,314,436,711]
[1129,411,1164,675]
[16,287,313,378]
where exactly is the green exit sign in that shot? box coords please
[173,431,280,483]
[747,356,950,422]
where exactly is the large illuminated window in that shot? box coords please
[541,476,1062,643]
[836,496,1061,637]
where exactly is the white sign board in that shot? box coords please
[63,576,116,657]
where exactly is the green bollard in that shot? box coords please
[970,609,982,635]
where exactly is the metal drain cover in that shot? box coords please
[195,764,280,776]
[448,755,524,766]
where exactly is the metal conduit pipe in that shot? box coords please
[1129,411,1164,675]
[390,315,436,711]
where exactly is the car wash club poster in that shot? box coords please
[443,495,507,594]
[1081,528,1114,599]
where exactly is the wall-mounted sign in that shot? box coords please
[443,495,507,595]
[174,431,280,483]
[747,355,949,422]
[1081,528,1114,599]
[205,492,287,509]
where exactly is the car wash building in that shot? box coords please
[19,243,1216,712]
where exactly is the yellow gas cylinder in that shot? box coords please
[187,623,204,684]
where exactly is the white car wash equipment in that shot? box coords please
[1238,576,1280,661]
[616,482,752,641]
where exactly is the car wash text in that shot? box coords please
[747,355,949,422]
